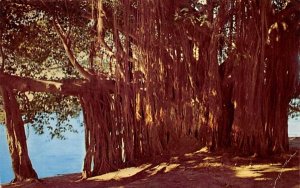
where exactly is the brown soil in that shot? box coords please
[2,138,300,188]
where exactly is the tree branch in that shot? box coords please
[96,0,113,53]
[52,19,94,81]
[0,73,115,95]
[289,105,300,113]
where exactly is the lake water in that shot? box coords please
[0,114,85,184]
[0,116,299,184]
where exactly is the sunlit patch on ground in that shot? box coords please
[195,146,209,154]
[233,164,300,179]
[164,164,180,173]
[88,164,152,181]
[144,162,181,176]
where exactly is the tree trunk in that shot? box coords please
[80,87,121,179]
[0,86,38,182]
[264,9,299,153]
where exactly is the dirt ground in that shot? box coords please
[2,138,300,188]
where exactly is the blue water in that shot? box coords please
[289,118,300,137]
[0,116,299,184]
[0,114,85,184]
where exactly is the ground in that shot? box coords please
[2,138,300,188]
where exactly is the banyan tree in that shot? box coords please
[0,0,299,182]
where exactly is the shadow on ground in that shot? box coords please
[3,138,300,188]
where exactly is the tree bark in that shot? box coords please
[0,86,38,182]
[80,87,121,179]
[0,72,115,95]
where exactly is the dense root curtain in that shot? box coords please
[59,0,300,179]
[80,87,122,178]
[79,2,300,175]
[229,0,299,156]
[77,2,300,180]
